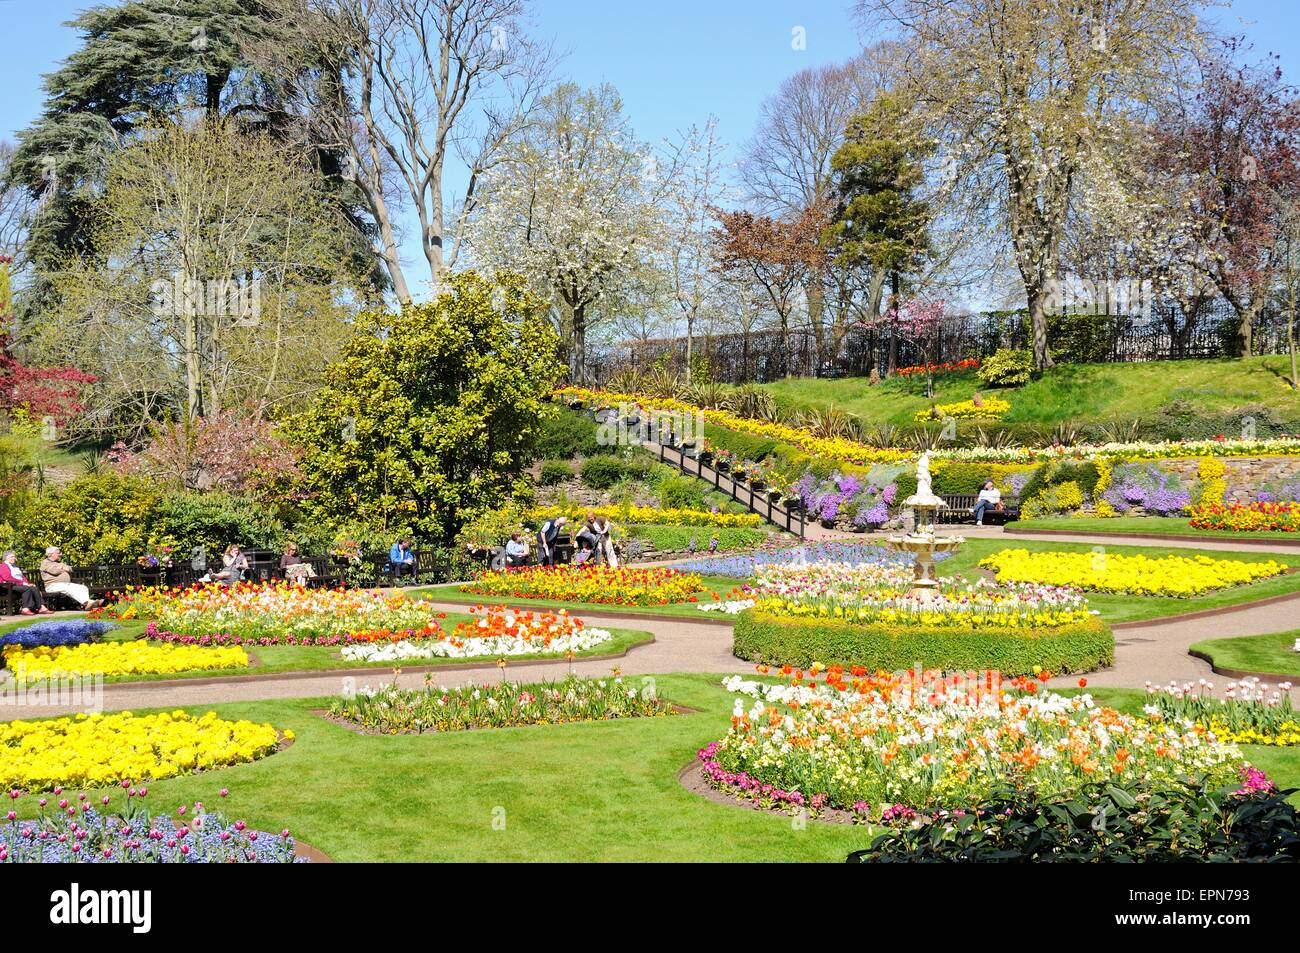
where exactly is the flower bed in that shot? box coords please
[913,397,1011,421]
[1,790,302,863]
[103,583,444,640]
[1146,678,1300,746]
[0,711,284,792]
[3,642,250,680]
[700,670,1239,817]
[326,673,672,733]
[897,357,979,377]
[674,542,915,577]
[980,548,1287,596]
[1189,501,1300,533]
[560,386,1300,465]
[732,608,1112,675]
[529,503,761,528]
[339,606,612,662]
[459,565,704,606]
[0,620,119,649]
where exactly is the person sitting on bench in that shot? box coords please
[389,538,416,580]
[537,517,567,566]
[280,541,315,585]
[213,544,248,585]
[973,480,1003,525]
[504,533,530,567]
[40,546,98,609]
[0,551,53,615]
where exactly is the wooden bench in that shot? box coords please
[937,493,1021,525]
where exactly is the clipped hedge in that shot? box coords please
[732,610,1113,676]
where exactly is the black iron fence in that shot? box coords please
[592,298,1296,383]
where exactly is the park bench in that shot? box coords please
[936,493,1021,525]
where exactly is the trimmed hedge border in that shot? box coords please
[732,610,1114,676]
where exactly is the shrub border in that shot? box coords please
[732,609,1114,676]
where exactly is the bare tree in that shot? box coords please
[270,0,554,304]
[859,0,1205,370]
[0,141,32,259]
[662,117,726,382]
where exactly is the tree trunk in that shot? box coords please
[807,280,825,374]
[1288,284,1298,391]
[1029,284,1054,370]
[886,271,900,376]
[685,311,695,384]
[570,302,588,384]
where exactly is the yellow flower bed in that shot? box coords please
[2,642,250,680]
[980,548,1287,597]
[556,386,910,466]
[0,710,284,791]
[529,503,762,528]
[914,397,1011,421]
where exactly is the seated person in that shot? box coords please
[504,533,529,567]
[279,541,315,585]
[213,544,248,585]
[389,538,416,579]
[536,517,567,567]
[0,551,53,615]
[973,480,1003,525]
[574,512,601,560]
[40,546,99,609]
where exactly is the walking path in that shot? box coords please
[3,525,1298,718]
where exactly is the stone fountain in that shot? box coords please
[883,451,965,600]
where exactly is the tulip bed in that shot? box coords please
[0,711,285,792]
[701,670,1241,817]
[327,673,673,733]
[2,642,250,681]
[459,565,705,607]
[979,548,1288,596]
[102,582,445,640]
[1189,501,1300,533]
[1145,679,1300,747]
[339,606,615,662]
[0,791,302,863]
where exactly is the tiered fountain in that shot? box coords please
[883,452,965,600]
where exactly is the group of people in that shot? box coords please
[0,546,101,615]
[534,512,618,568]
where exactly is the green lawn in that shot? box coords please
[1188,630,1300,679]
[414,575,748,618]
[7,673,871,862]
[761,355,1300,428]
[1013,516,1300,542]
[940,538,1300,624]
[1,615,655,683]
[10,676,1297,860]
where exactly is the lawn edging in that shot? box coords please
[1184,648,1300,684]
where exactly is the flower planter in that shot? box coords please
[715,461,730,473]
[750,479,766,491]
[767,489,782,503]
[785,498,803,512]
[698,450,714,465]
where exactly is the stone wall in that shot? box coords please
[1154,456,1300,504]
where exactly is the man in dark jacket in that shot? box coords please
[536,517,567,566]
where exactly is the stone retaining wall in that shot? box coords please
[1155,456,1300,504]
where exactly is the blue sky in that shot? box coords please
[3,0,1299,294]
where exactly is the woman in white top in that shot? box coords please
[973,480,1002,525]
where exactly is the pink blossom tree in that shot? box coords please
[861,297,946,397]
